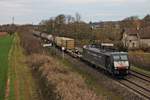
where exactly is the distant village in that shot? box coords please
[91,18,150,50]
[90,15,150,50]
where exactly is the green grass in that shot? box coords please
[131,66,150,76]
[129,51,150,71]
[8,33,40,100]
[8,36,15,100]
[0,35,13,100]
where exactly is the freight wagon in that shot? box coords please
[55,37,75,50]
[33,31,53,42]
[33,31,41,37]
[54,37,82,57]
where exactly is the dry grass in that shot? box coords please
[17,28,43,55]
[28,54,103,100]
[129,51,150,71]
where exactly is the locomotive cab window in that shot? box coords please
[113,55,128,61]
[113,55,120,60]
[120,55,128,60]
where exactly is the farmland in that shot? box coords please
[129,51,150,73]
[0,35,13,100]
[128,51,150,79]
[6,33,42,100]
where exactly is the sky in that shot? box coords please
[0,0,150,25]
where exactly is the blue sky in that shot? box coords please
[0,0,149,24]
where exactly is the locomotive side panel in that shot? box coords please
[82,48,107,70]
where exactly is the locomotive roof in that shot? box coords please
[85,47,128,56]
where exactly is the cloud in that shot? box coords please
[59,0,148,4]
[0,0,36,16]
[62,0,112,4]
[61,0,98,4]
[0,0,149,24]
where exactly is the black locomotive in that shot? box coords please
[82,44,130,76]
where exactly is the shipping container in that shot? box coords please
[55,37,62,47]
[55,37,75,50]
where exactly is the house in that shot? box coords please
[139,27,150,47]
[122,28,140,49]
[122,27,150,49]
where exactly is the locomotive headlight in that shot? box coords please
[124,61,129,66]
[114,67,117,69]
[114,61,118,68]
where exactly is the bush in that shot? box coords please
[140,43,150,52]
[129,51,150,71]
[17,28,43,54]
[27,54,103,100]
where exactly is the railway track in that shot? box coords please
[118,70,150,100]
[119,78,150,100]
[130,70,150,82]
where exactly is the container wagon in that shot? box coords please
[33,31,41,37]
[54,37,82,57]
[55,37,75,50]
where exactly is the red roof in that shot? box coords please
[124,27,150,39]
[124,28,139,35]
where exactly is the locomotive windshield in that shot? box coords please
[113,55,128,61]
[120,55,128,60]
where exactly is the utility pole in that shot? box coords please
[12,16,14,25]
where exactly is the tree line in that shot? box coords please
[39,14,150,47]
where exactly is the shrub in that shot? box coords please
[27,54,103,100]
[17,28,43,54]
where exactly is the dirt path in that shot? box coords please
[4,79,10,100]
[5,33,42,100]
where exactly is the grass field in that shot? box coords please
[129,51,150,72]
[7,33,41,100]
[0,35,13,100]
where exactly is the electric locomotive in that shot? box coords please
[82,44,130,76]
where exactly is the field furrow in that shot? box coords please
[7,33,42,100]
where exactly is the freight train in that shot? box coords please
[33,31,130,77]
[33,31,81,57]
